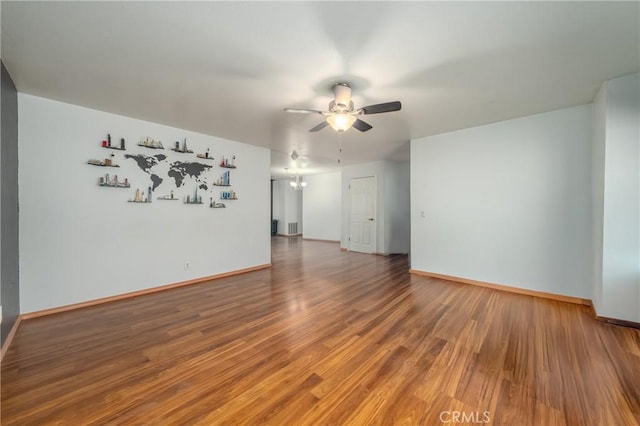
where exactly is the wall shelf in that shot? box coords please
[138,144,164,150]
[209,198,226,208]
[99,182,130,188]
[129,188,152,203]
[172,139,193,153]
[219,190,237,200]
[88,160,119,167]
[196,154,215,160]
[215,170,231,186]
[98,174,130,188]
[157,192,178,201]
[101,134,126,150]
[184,188,203,204]
[219,156,237,168]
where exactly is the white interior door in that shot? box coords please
[349,176,376,253]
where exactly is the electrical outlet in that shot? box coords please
[184,262,191,271]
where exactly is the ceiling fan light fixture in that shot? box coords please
[326,113,356,133]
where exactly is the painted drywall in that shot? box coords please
[19,94,271,313]
[302,171,341,241]
[411,104,593,299]
[591,83,606,313]
[599,73,640,322]
[1,61,19,343]
[384,162,410,254]
[272,179,302,235]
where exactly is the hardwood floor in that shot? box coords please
[2,237,639,425]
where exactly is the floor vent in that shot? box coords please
[288,222,298,235]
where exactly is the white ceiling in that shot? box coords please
[2,1,638,178]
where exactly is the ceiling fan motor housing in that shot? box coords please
[332,83,352,111]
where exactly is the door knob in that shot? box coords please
[368,218,374,221]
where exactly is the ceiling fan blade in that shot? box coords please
[309,121,329,132]
[352,119,373,132]
[360,101,402,115]
[284,108,324,115]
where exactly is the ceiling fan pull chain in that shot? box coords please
[337,134,343,165]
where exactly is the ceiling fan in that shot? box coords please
[284,83,401,133]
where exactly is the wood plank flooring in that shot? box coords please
[2,236,639,425]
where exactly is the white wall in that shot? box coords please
[598,73,640,322]
[302,171,341,241]
[19,94,271,313]
[385,162,411,254]
[411,104,593,299]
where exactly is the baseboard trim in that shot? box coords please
[302,238,340,243]
[409,269,591,306]
[594,315,640,329]
[588,304,640,329]
[1,315,22,362]
[21,263,272,320]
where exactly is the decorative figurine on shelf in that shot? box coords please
[172,138,193,153]
[107,133,112,147]
[99,173,130,188]
[219,155,237,168]
[157,190,177,200]
[135,189,141,202]
[210,196,226,208]
[120,138,125,150]
[197,148,213,160]
[138,137,164,149]
[147,186,152,203]
[104,153,115,166]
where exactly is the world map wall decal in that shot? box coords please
[124,153,167,191]
[124,154,213,192]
